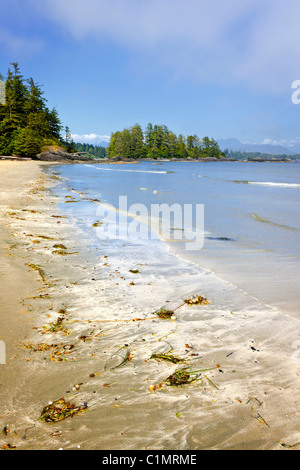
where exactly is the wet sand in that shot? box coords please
[1,160,300,450]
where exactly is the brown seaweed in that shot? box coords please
[40,398,87,423]
[154,308,175,320]
[184,295,209,305]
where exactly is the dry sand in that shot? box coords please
[0,160,300,451]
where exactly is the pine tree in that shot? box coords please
[0,62,74,157]
[47,107,62,140]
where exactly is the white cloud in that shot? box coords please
[29,0,300,93]
[71,133,110,144]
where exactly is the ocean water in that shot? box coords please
[49,161,300,319]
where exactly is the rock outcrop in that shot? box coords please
[36,147,92,162]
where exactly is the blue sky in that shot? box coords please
[1,0,300,149]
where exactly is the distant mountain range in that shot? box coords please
[95,141,109,148]
[217,138,300,156]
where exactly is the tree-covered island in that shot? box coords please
[107,123,225,160]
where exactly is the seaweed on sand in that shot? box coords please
[154,308,175,320]
[21,342,54,352]
[150,352,186,364]
[110,349,134,370]
[26,263,47,283]
[36,235,55,240]
[150,366,220,391]
[52,244,78,256]
[184,295,209,306]
[42,316,70,335]
[53,244,68,250]
[40,398,87,423]
[165,368,202,386]
[92,221,103,227]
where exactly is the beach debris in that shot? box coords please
[251,409,269,428]
[110,349,134,370]
[150,351,186,364]
[206,237,235,242]
[129,269,139,274]
[184,295,209,306]
[165,368,202,387]
[26,263,47,283]
[40,398,87,423]
[52,250,67,255]
[277,441,300,449]
[92,221,103,227]
[42,316,70,335]
[52,244,78,256]
[150,365,220,391]
[20,340,77,362]
[53,244,67,250]
[0,443,16,450]
[36,235,55,240]
[154,308,176,320]
[2,426,10,436]
[22,209,38,214]
[247,397,263,407]
[204,374,220,390]
[21,342,54,352]
[49,344,77,362]
[52,249,78,256]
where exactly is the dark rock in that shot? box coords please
[36,147,93,162]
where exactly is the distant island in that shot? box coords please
[106,123,224,160]
[219,138,300,161]
[73,137,300,162]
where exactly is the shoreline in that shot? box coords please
[0,156,296,164]
[1,161,300,450]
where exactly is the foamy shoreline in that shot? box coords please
[1,160,300,450]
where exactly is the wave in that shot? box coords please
[250,182,300,188]
[252,213,298,231]
[234,180,300,188]
[85,165,168,175]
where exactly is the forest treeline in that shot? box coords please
[107,123,225,160]
[0,63,74,157]
[73,142,107,159]
[223,148,299,161]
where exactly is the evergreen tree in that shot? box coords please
[0,62,74,157]
[47,107,62,140]
[129,123,145,159]
[107,124,222,160]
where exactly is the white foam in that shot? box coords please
[85,165,168,175]
[249,181,300,188]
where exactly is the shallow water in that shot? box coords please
[49,161,300,319]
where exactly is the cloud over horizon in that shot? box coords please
[71,133,110,145]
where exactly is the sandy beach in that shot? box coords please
[1,160,300,451]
